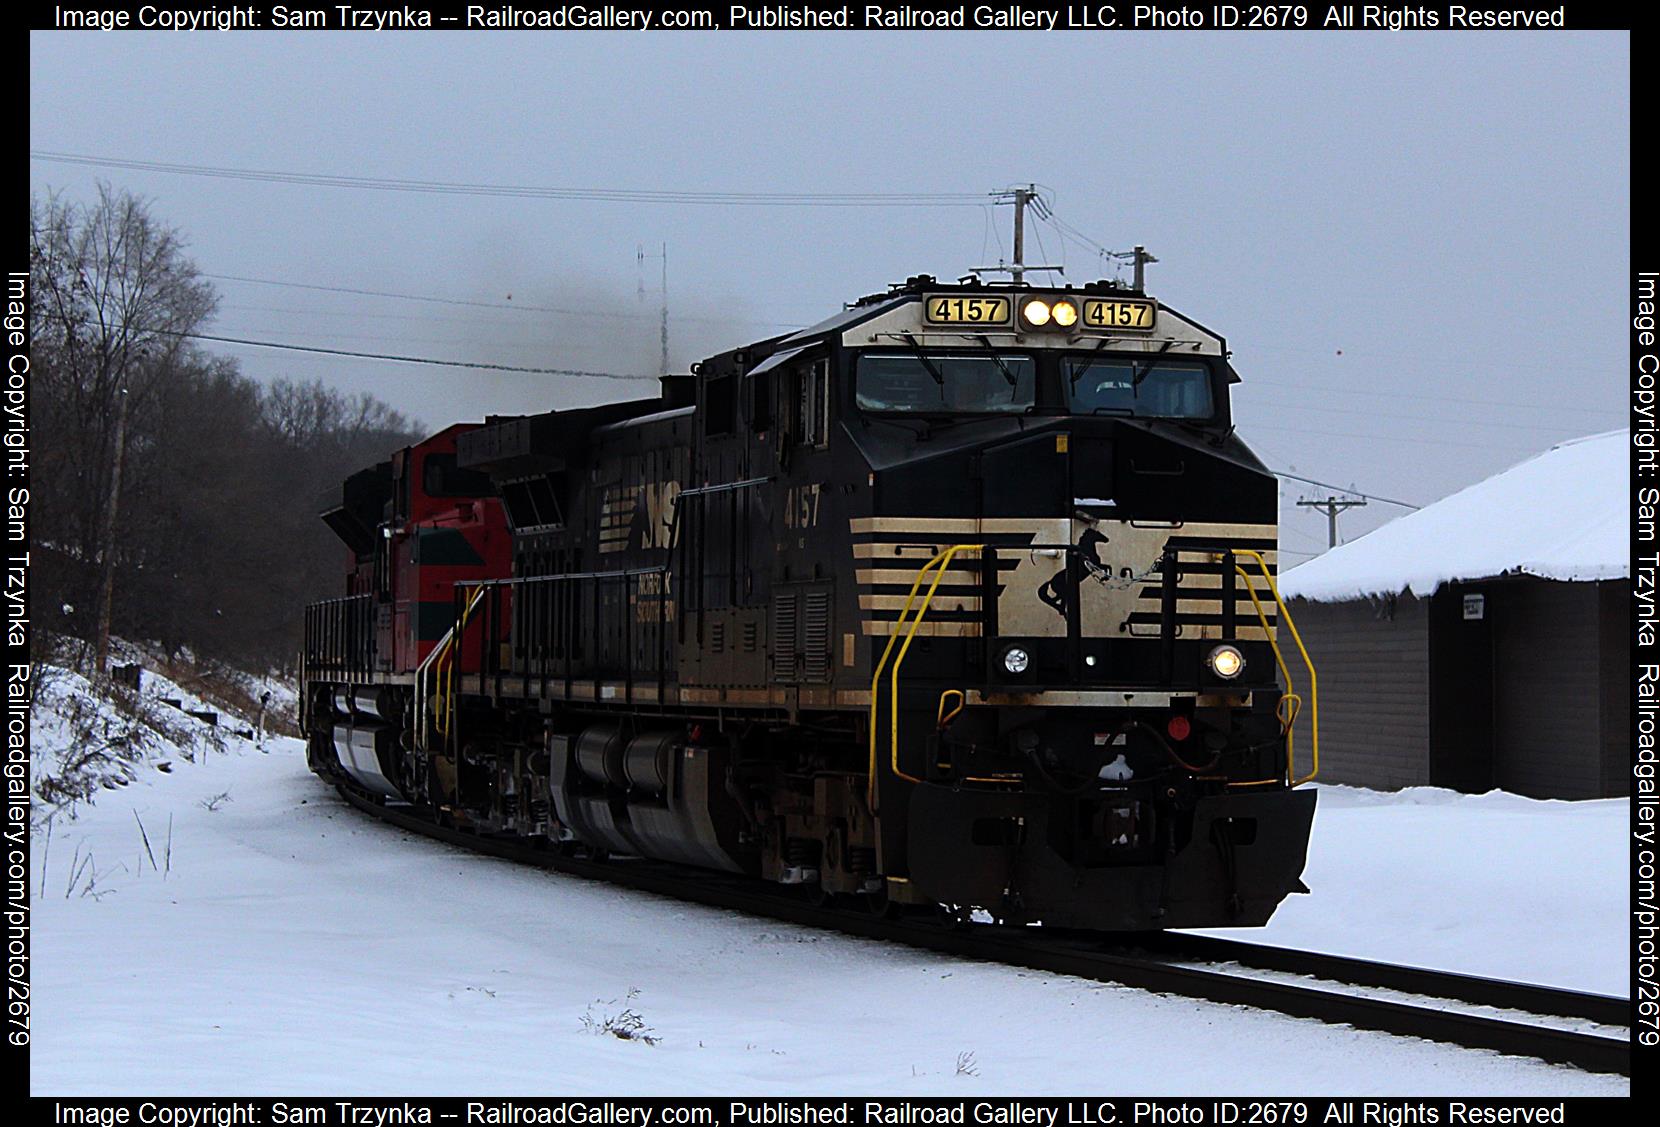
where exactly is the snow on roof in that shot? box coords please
[1279,430,1630,603]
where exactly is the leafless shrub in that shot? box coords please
[198,791,232,812]
[64,845,115,900]
[955,1050,980,1077]
[579,988,660,1045]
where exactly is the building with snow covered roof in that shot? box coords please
[1277,431,1629,798]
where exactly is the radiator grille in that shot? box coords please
[802,590,831,682]
[772,592,798,680]
[772,584,832,683]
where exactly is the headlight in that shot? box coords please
[1207,644,1245,680]
[1002,646,1030,674]
[1020,299,1051,327]
[1051,299,1079,328]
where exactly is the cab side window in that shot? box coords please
[792,359,830,448]
[704,374,737,437]
[748,371,773,434]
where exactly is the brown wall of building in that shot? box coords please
[1599,580,1632,797]
[1286,593,1431,790]
[1290,578,1629,799]
[1486,579,1604,798]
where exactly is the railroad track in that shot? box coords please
[332,784,1630,1077]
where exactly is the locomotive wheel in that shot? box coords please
[863,882,905,920]
[799,883,838,910]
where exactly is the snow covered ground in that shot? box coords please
[29,664,1628,1095]
[1194,785,1629,996]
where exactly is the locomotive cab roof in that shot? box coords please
[764,276,1241,385]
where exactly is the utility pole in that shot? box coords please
[1131,245,1159,291]
[637,242,669,377]
[975,185,1063,283]
[94,385,130,677]
[1297,495,1369,549]
[1011,185,1031,285]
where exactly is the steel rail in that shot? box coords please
[1140,933,1628,1027]
[331,784,1630,1077]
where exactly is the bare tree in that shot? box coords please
[30,184,217,674]
[262,378,415,455]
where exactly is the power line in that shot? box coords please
[1246,419,1532,454]
[31,151,991,207]
[1238,397,1613,435]
[208,322,655,355]
[162,329,653,380]
[204,272,807,330]
[1270,468,1420,510]
[1244,374,1619,418]
[1246,341,1619,382]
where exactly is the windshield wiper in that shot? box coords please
[1068,337,1114,388]
[1131,339,1177,389]
[973,334,1021,390]
[900,334,946,387]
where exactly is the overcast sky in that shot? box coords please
[30,31,1628,560]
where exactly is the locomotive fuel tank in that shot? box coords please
[550,724,752,873]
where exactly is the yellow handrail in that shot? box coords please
[936,689,966,729]
[1231,563,1301,786]
[866,544,983,808]
[431,585,487,746]
[1232,548,1319,786]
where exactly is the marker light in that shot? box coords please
[1021,299,1052,327]
[1207,644,1245,680]
[1051,299,1079,328]
[1002,646,1031,674]
[1166,715,1192,742]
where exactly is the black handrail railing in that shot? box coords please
[303,593,375,674]
[456,566,672,704]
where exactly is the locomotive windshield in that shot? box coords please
[1064,357,1215,419]
[855,352,1035,413]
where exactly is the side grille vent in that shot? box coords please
[802,590,831,682]
[772,592,799,681]
[773,584,832,683]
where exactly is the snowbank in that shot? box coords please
[1194,784,1628,995]
[33,659,228,815]
[1279,431,1629,603]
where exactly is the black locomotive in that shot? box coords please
[302,275,1319,930]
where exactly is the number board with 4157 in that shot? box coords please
[1080,298,1157,331]
[923,295,1012,326]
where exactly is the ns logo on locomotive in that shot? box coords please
[300,272,1319,930]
